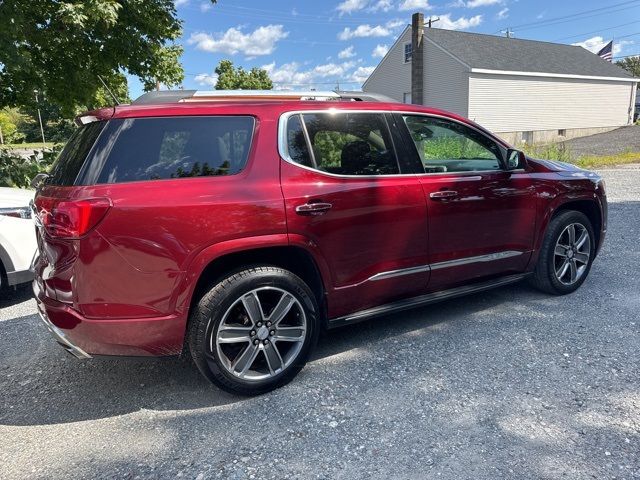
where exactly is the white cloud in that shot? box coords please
[372,44,390,57]
[497,7,509,19]
[386,19,406,29]
[399,0,431,10]
[175,0,189,6]
[466,0,500,7]
[572,36,633,56]
[338,24,392,40]
[200,2,212,12]
[336,0,369,15]
[338,45,356,59]
[370,0,393,11]
[262,61,358,88]
[188,25,288,57]
[437,14,482,30]
[350,66,376,83]
[194,72,218,87]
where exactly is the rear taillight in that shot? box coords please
[35,197,111,239]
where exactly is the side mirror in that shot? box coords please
[30,172,49,189]
[505,149,526,170]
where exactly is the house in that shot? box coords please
[363,13,639,143]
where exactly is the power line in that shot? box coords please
[502,0,639,30]
[554,20,640,41]
[613,53,640,59]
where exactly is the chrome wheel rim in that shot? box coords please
[212,287,307,381]
[554,223,591,285]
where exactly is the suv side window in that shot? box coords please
[285,112,400,176]
[78,116,255,185]
[402,115,502,174]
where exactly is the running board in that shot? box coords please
[328,273,529,328]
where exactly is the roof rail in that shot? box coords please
[132,89,395,105]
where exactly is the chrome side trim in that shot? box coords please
[369,265,430,281]
[329,273,528,328]
[430,250,524,271]
[366,250,524,282]
[37,306,92,359]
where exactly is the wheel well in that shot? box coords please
[189,246,327,323]
[552,200,602,248]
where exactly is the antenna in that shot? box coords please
[97,75,121,105]
[501,28,514,38]
[427,16,440,28]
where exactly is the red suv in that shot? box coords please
[33,90,607,395]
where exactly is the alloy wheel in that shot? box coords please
[212,287,307,381]
[553,222,591,285]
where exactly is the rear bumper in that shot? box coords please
[33,280,186,357]
[37,303,92,359]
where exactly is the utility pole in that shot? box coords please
[34,90,46,147]
[427,16,440,28]
[0,125,4,145]
[501,28,514,38]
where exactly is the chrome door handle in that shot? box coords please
[429,190,458,200]
[295,202,333,216]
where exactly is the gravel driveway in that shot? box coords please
[1,168,639,480]
[560,125,640,158]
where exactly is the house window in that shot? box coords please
[403,92,412,104]
[404,43,412,63]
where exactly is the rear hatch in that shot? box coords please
[33,121,108,303]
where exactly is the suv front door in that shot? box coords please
[279,110,429,319]
[398,113,537,291]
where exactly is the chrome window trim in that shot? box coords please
[367,250,525,282]
[277,109,515,179]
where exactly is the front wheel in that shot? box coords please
[530,210,595,295]
[188,266,319,395]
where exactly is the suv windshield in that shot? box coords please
[77,116,255,185]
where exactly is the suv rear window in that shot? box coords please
[47,121,106,186]
[77,116,254,184]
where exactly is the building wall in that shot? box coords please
[423,40,469,117]
[468,73,635,136]
[362,27,411,103]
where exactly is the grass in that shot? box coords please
[519,142,640,169]
[0,142,56,150]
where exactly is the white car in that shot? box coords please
[0,187,37,289]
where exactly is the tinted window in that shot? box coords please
[403,115,502,174]
[47,122,106,186]
[285,112,399,176]
[78,116,254,184]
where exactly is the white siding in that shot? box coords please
[362,27,411,102]
[468,73,634,133]
[423,40,469,117]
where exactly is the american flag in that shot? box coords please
[597,41,613,62]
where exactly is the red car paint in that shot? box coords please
[33,100,607,356]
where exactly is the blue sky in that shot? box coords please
[127,0,640,98]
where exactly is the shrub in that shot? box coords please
[0,145,61,188]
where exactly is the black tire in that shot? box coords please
[188,266,320,395]
[530,210,595,295]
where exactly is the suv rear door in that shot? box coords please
[397,113,537,291]
[279,110,429,319]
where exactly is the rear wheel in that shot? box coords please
[188,266,319,395]
[530,210,595,295]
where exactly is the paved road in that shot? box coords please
[1,168,639,480]
[560,125,640,158]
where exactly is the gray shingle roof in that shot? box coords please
[423,28,634,79]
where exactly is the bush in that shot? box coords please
[0,145,61,188]
[518,142,573,162]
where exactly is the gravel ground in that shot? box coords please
[1,167,639,480]
[560,126,640,158]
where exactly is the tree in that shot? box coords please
[214,60,273,90]
[616,57,640,81]
[0,1,216,115]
